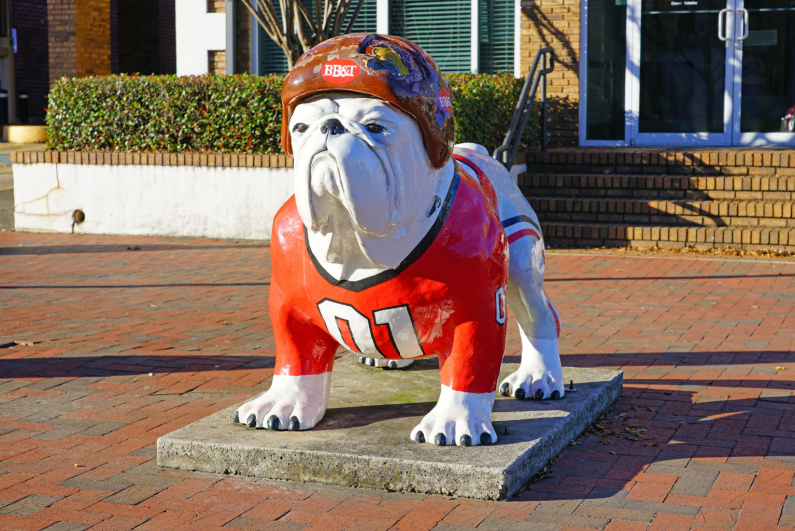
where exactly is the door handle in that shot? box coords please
[737,7,749,40]
[718,8,730,41]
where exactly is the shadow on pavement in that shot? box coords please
[0,188,13,232]
[0,353,276,378]
[505,352,795,505]
[0,282,269,289]
[0,342,792,505]
[548,272,795,282]
[0,243,263,255]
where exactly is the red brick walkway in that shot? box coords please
[1,232,793,530]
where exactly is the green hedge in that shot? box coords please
[46,73,537,154]
[448,73,539,154]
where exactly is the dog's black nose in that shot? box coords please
[321,118,346,136]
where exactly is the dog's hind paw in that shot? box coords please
[357,357,414,370]
[410,385,497,446]
[233,373,332,431]
[499,366,564,401]
[500,337,564,400]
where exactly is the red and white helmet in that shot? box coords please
[281,33,455,168]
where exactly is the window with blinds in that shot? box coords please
[258,27,289,74]
[347,0,377,33]
[256,1,515,75]
[479,0,514,74]
[258,0,378,74]
[389,0,472,73]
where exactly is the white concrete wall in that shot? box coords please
[13,163,295,241]
[176,0,226,76]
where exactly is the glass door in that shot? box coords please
[629,0,736,146]
[732,0,795,145]
[626,0,795,146]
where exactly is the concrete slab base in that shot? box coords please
[157,355,622,500]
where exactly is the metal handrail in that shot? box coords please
[493,47,555,169]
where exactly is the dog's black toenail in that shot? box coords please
[499,382,511,397]
[535,389,545,400]
[233,411,239,423]
[480,433,493,445]
[459,434,472,446]
[415,431,425,443]
[288,416,300,431]
[246,414,256,428]
[551,390,561,400]
[515,388,525,400]
[266,415,280,430]
[433,433,446,446]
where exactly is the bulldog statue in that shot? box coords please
[233,34,563,446]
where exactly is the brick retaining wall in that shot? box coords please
[12,151,294,168]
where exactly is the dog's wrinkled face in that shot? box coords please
[289,95,435,257]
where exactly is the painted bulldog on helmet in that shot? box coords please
[234,34,563,446]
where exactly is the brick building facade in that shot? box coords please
[9,0,49,123]
[21,0,583,144]
[75,0,111,77]
[117,0,175,76]
[22,0,795,148]
[216,1,585,146]
[204,0,250,76]
[10,0,176,123]
[520,0,579,146]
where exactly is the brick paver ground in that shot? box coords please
[1,231,793,530]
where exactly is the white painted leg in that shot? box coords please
[233,373,332,430]
[447,147,564,401]
[410,385,497,446]
[499,335,564,400]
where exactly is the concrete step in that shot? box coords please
[529,197,795,228]
[523,149,795,176]
[518,149,795,250]
[520,173,795,201]
[540,222,795,251]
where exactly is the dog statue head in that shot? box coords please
[281,34,456,276]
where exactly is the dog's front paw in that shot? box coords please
[233,373,331,431]
[410,386,497,446]
[499,337,564,400]
[357,356,414,370]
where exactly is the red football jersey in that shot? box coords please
[269,162,509,394]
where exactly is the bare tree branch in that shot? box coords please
[240,0,363,69]
[344,0,364,34]
[254,0,288,48]
[322,0,335,37]
[293,2,313,51]
[330,0,344,37]
[296,0,321,46]
[240,0,276,45]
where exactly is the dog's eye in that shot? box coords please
[365,124,385,134]
[292,123,309,133]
